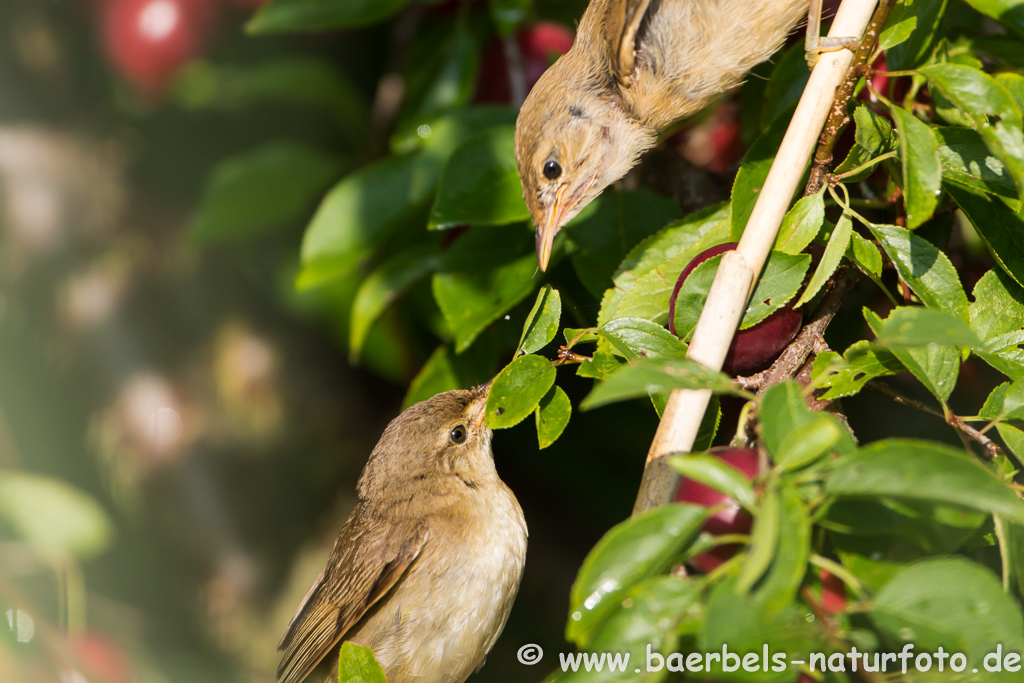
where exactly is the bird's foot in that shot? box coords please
[804,35,860,68]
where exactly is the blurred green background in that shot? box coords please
[0,1,661,681]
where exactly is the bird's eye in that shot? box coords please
[543,160,562,180]
[449,425,467,444]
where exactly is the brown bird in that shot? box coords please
[276,385,527,683]
[514,0,818,270]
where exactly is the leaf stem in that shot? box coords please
[866,380,1004,459]
[833,150,898,179]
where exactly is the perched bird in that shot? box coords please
[276,385,527,683]
[514,0,816,270]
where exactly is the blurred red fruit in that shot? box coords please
[477,22,574,103]
[103,0,214,94]
[819,568,847,613]
[71,632,133,683]
[668,242,804,375]
[675,447,757,573]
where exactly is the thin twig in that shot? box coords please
[805,0,898,196]
[866,380,1004,459]
[756,267,861,396]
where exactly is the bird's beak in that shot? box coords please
[536,185,566,272]
[472,380,492,427]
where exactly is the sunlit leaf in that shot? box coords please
[535,385,571,449]
[518,286,562,356]
[890,106,942,229]
[827,439,1024,524]
[485,354,556,429]
[0,472,114,559]
[567,504,707,646]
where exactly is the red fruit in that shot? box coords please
[102,0,214,94]
[675,447,757,573]
[668,242,803,376]
[65,632,133,683]
[477,22,574,103]
[818,568,847,613]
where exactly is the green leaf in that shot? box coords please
[878,0,917,49]
[0,472,114,559]
[947,184,1024,288]
[937,127,1017,199]
[248,0,411,33]
[535,385,571,449]
[759,382,815,459]
[337,642,386,683]
[298,153,436,289]
[886,0,948,70]
[350,246,442,361]
[485,354,556,429]
[735,485,781,594]
[391,105,518,156]
[871,306,981,348]
[731,105,797,240]
[870,558,1024,673]
[853,103,898,156]
[193,142,342,243]
[773,188,825,255]
[794,214,852,308]
[749,487,811,615]
[920,63,1024,196]
[826,438,1024,524]
[868,223,970,320]
[576,351,623,380]
[581,358,739,411]
[518,285,562,356]
[428,126,528,229]
[599,203,730,328]
[599,318,687,360]
[999,422,1024,458]
[760,43,811,128]
[175,57,368,136]
[564,327,599,346]
[669,453,756,509]
[403,346,459,409]
[396,28,481,142]
[981,380,1024,421]
[969,268,1024,380]
[810,341,905,399]
[774,414,842,472]
[865,308,960,401]
[1000,71,1024,115]
[567,504,707,646]
[567,189,681,298]
[402,344,497,409]
[432,224,537,352]
[488,0,529,35]
[890,106,942,229]
[554,577,702,683]
[674,250,810,339]
[846,231,883,277]
[961,0,1024,38]
[743,251,811,327]
[700,579,823,682]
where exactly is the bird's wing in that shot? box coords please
[276,512,429,683]
[604,0,653,85]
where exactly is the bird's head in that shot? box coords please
[515,62,653,270]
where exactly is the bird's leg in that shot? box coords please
[805,0,860,67]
